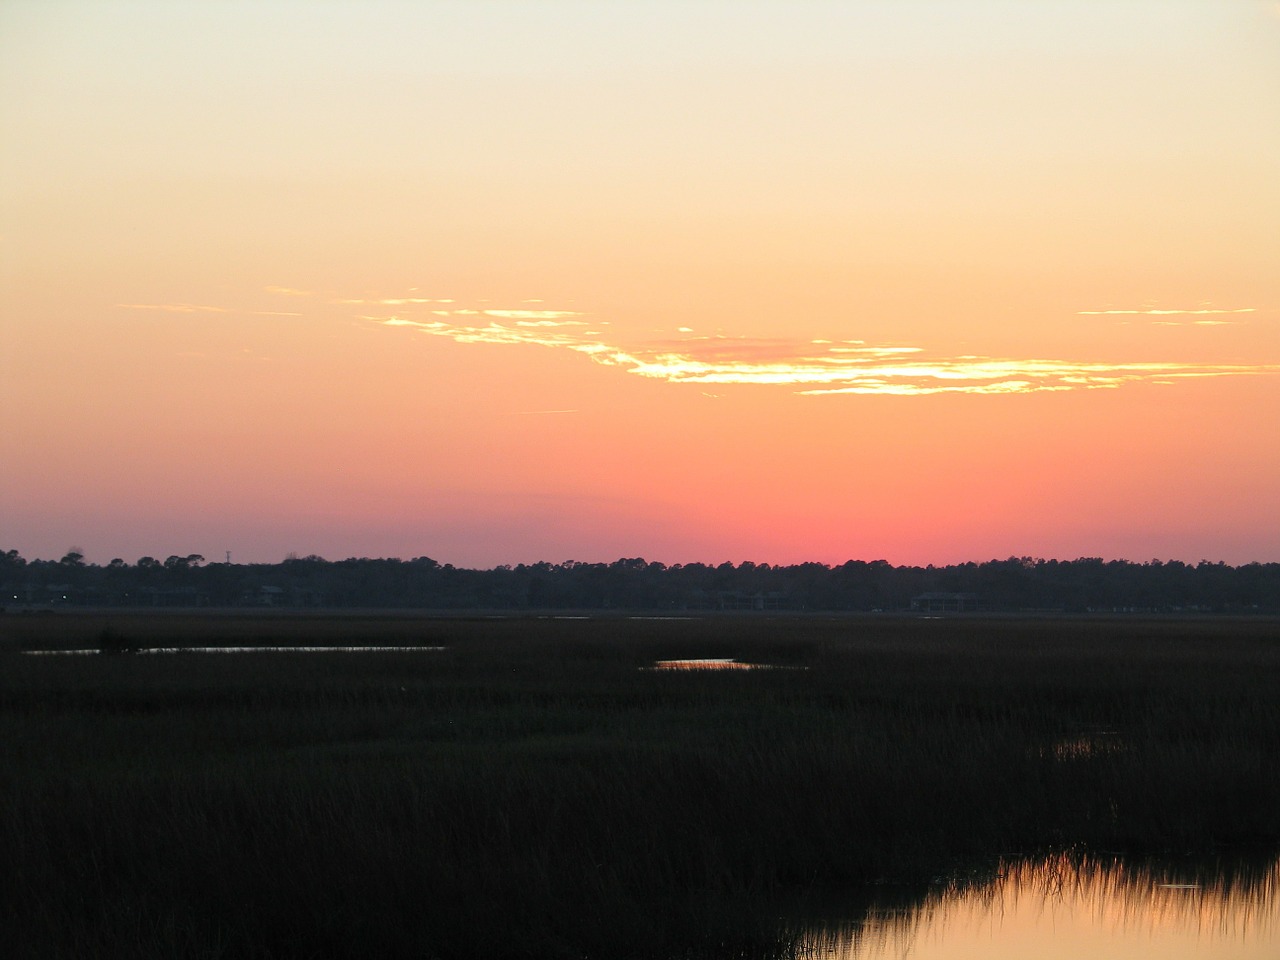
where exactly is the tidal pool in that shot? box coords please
[790,852,1279,960]
[649,658,808,671]
[652,658,760,670]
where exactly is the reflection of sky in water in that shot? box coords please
[799,853,1279,960]
[652,659,758,670]
[650,659,810,671]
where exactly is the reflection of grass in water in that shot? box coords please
[653,658,759,669]
[1010,851,1280,933]
[2,614,1280,958]
[1042,728,1125,760]
[795,850,1280,957]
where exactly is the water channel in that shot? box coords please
[785,851,1278,960]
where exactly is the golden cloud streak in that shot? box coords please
[1075,308,1254,316]
[377,316,1280,397]
[1075,305,1254,325]
[482,309,585,320]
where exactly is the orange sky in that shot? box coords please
[3,1,1278,567]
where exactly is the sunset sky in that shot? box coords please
[3,1,1278,567]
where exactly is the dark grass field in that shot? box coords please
[3,612,1279,958]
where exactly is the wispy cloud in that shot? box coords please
[512,319,589,328]
[796,359,1272,396]
[375,316,1280,397]
[117,302,230,314]
[1152,319,1238,327]
[335,297,455,305]
[481,309,585,320]
[1078,306,1257,323]
[265,286,314,297]
[117,303,301,318]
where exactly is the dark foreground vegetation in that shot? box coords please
[3,613,1279,958]
[5,547,1280,612]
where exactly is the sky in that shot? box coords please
[2,0,1279,568]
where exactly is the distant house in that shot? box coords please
[241,584,325,608]
[910,592,981,613]
[255,585,286,606]
[717,590,792,611]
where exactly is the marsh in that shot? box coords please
[4,613,1278,958]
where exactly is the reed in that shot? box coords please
[3,614,1278,957]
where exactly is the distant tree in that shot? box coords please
[163,554,204,571]
[1,547,1278,613]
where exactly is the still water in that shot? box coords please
[653,658,759,670]
[789,852,1278,960]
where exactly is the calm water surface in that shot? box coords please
[792,853,1279,960]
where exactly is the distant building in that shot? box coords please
[241,584,326,607]
[254,585,286,606]
[717,590,792,611]
[910,592,981,613]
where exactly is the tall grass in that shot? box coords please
[2,614,1279,957]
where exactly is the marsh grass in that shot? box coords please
[3,614,1279,958]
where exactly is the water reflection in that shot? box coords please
[1043,728,1125,761]
[793,852,1279,959]
[652,658,759,670]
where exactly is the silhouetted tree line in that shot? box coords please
[3,548,1278,613]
